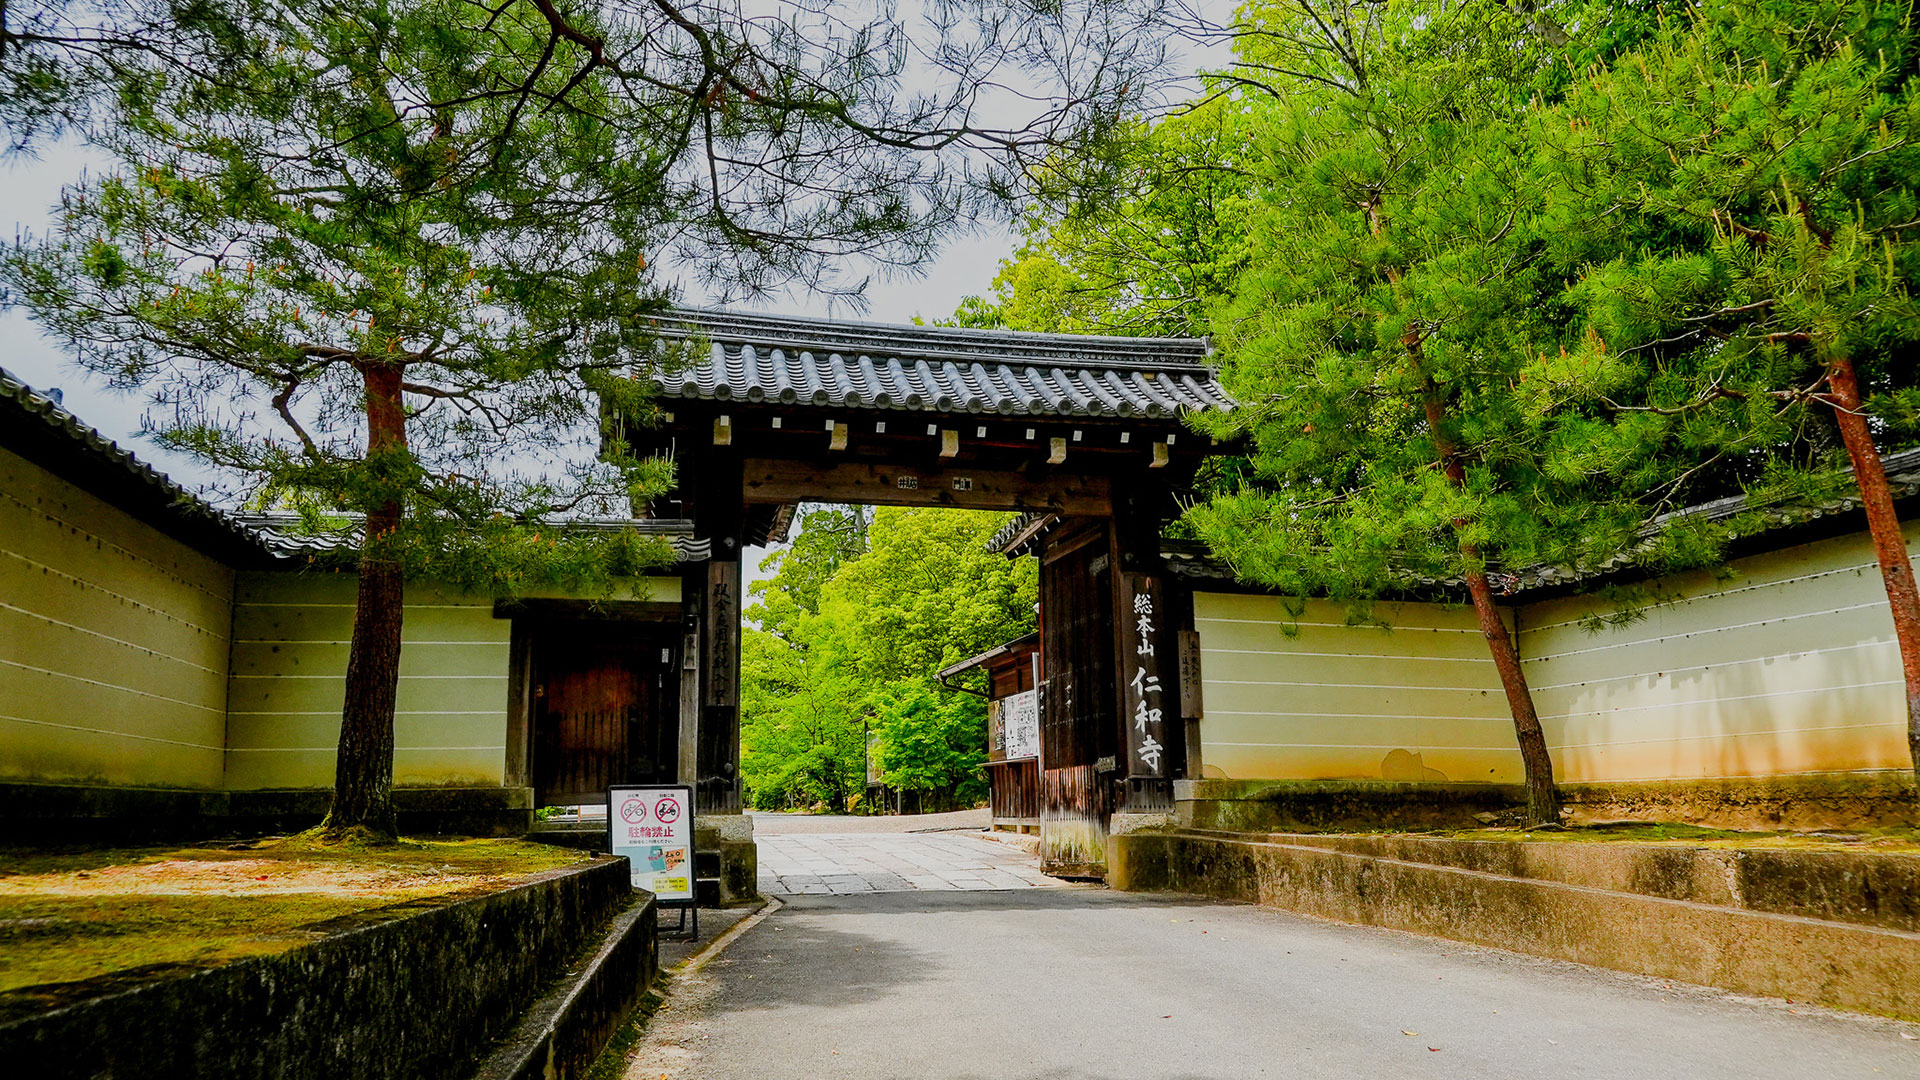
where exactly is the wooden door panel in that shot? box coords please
[532,624,677,808]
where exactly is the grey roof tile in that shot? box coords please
[647,307,1232,420]
[0,366,272,560]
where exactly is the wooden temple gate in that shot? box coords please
[620,308,1228,879]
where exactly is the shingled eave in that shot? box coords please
[0,367,278,564]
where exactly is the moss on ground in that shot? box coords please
[0,834,588,994]
[1421,821,1920,852]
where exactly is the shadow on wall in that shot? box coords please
[1523,535,1910,784]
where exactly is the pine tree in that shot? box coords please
[1185,0,1662,825]
[1547,0,1920,790]
[3,0,1165,837]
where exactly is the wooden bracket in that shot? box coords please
[939,429,960,458]
[1150,441,1169,468]
[713,415,732,446]
[1048,437,1067,464]
[828,421,848,451]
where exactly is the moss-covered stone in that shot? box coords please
[1175,779,1525,833]
[0,835,589,994]
[0,854,638,1079]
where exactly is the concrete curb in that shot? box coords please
[470,893,659,1080]
[1113,830,1920,1020]
[679,898,780,975]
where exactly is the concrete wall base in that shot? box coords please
[696,816,758,906]
[1173,779,1524,833]
[1174,771,1920,833]
[1112,829,1920,1021]
[0,781,535,844]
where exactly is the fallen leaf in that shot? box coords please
[1402,1030,1418,1037]
[1429,1047,1441,1052]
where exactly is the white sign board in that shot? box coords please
[1001,688,1040,761]
[608,785,695,903]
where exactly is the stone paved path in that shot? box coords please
[755,832,1060,895]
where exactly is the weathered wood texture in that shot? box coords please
[531,623,678,807]
[1039,525,1119,875]
[688,451,746,815]
[741,459,1112,516]
[987,759,1041,826]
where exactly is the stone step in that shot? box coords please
[1176,828,1920,934]
[1111,828,1920,1021]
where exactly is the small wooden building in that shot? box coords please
[938,634,1041,833]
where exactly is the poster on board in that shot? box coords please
[607,785,695,903]
[999,689,1040,761]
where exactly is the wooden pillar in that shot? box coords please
[689,448,745,815]
[1110,482,1178,812]
[677,574,702,788]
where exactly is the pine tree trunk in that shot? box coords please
[324,361,408,838]
[1825,355,1920,794]
[1424,386,1562,825]
[1462,564,1560,824]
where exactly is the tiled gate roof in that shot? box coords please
[646,308,1231,420]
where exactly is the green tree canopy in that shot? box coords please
[1545,0,1920,784]
[741,507,1036,812]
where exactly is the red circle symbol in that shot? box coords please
[653,799,681,824]
[619,798,648,824]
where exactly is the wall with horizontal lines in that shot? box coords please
[225,573,514,790]
[0,445,235,788]
[1192,593,1522,784]
[1520,527,1913,784]
[1194,525,1916,785]
[226,571,686,790]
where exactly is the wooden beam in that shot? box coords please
[740,459,1113,515]
[939,429,960,458]
[492,598,682,622]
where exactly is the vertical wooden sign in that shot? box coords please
[704,560,740,707]
[1117,572,1170,780]
[1177,629,1205,720]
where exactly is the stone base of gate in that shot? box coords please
[695,813,759,907]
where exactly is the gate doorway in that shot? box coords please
[624,308,1230,885]
[530,620,681,808]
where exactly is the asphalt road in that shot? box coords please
[627,884,1920,1080]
